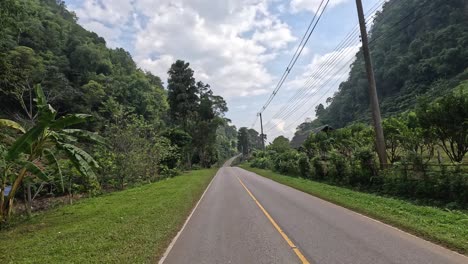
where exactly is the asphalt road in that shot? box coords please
[161,164,467,264]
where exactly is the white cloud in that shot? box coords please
[138,54,175,79]
[65,0,354,135]
[252,22,296,49]
[264,117,298,141]
[290,0,349,13]
[67,0,352,100]
[235,104,248,110]
[73,0,133,25]
[130,0,297,98]
[69,0,298,99]
[80,21,122,48]
[272,118,286,131]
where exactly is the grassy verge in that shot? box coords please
[239,164,468,254]
[0,169,217,263]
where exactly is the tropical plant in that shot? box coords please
[0,85,105,221]
[416,83,468,162]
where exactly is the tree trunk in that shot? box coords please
[4,167,28,219]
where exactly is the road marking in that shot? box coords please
[236,176,311,264]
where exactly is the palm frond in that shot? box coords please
[7,124,47,161]
[0,119,25,133]
[17,160,49,181]
[62,129,108,145]
[58,143,99,180]
[50,114,92,130]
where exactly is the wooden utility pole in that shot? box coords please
[259,113,265,151]
[355,0,387,168]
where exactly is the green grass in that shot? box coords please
[239,164,468,254]
[0,169,217,263]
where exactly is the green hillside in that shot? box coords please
[305,0,467,130]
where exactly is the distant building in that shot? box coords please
[290,125,333,149]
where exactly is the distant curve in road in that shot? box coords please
[161,165,467,264]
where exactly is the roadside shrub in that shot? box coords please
[251,157,272,169]
[354,148,377,186]
[273,150,300,176]
[329,151,349,183]
[311,157,326,180]
[159,166,180,178]
[298,154,311,178]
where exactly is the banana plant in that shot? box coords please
[0,84,106,221]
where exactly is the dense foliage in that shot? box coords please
[300,0,467,130]
[0,85,104,220]
[0,0,237,221]
[237,127,264,156]
[251,85,468,208]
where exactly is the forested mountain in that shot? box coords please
[0,0,166,124]
[0,0,238,219]
[301,0,467,131]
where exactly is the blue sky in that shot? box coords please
[64,0,382,141]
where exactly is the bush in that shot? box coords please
[329,151,349,183]
[251,157,272,169]
[272,150,301,176]
[311,157,326,180]
[159,166,180,178]
[298,154,311,178]
[354,148,377,186]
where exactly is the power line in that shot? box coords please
[262,0,389,132]
[264,44,360,133]
[267,60,353,139]
[257,0,330,115]
[267,55,356,134]
[268,0,438,136]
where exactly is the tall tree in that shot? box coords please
[167,60,199,129]
[237,127,250,155]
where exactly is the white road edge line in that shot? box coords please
[235,167,468,260]
[158,169,220,264]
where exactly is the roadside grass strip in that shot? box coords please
[0,169,217,263]
[239,164,468,255]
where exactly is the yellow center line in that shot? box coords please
[236,176,311,264]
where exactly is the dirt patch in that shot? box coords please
[14,194,85,215]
